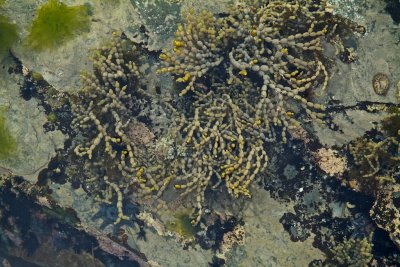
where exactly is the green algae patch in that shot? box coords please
[27,0,90,51]
[0,15,18,56]
[47,112,58,123]
[0,109,17,160]
[166,212,197,239]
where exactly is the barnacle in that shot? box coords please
[372,73,390,95]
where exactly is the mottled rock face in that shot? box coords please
[372,73,390,95]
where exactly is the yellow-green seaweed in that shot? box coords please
[47,112,58,123]
[166,212,197,239]
[31,71,44,81]
[0,109,17,159]
[0,15,17,56]
[27,0,90,51]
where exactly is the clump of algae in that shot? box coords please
[166,212,197,239]
[27,0,90,51]
[0,15,17,56]
[0,109,17,159]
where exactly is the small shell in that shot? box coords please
[372,73,390,95]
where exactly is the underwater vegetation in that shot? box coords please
[0,108,17,160]
[166,212,197,239]
[2,0,400,265]
[0,15,17,56]
[68,0,365,226]
[70,33,153,224]
[344,90,400,250]
[27,0,90,51]
[153,0,355,224]
[321,235,374,266]
[47,112,58,124]
[0,0,399,265]
[348,108,400,194]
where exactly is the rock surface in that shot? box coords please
[0,57,65,183]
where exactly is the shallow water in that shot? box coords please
[0,0,399,266]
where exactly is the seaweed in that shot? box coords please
[27,0,90,51]
[166,212,197,239]
[0,108,17,160]
[381,109,400,137]
[0,15,17,56]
